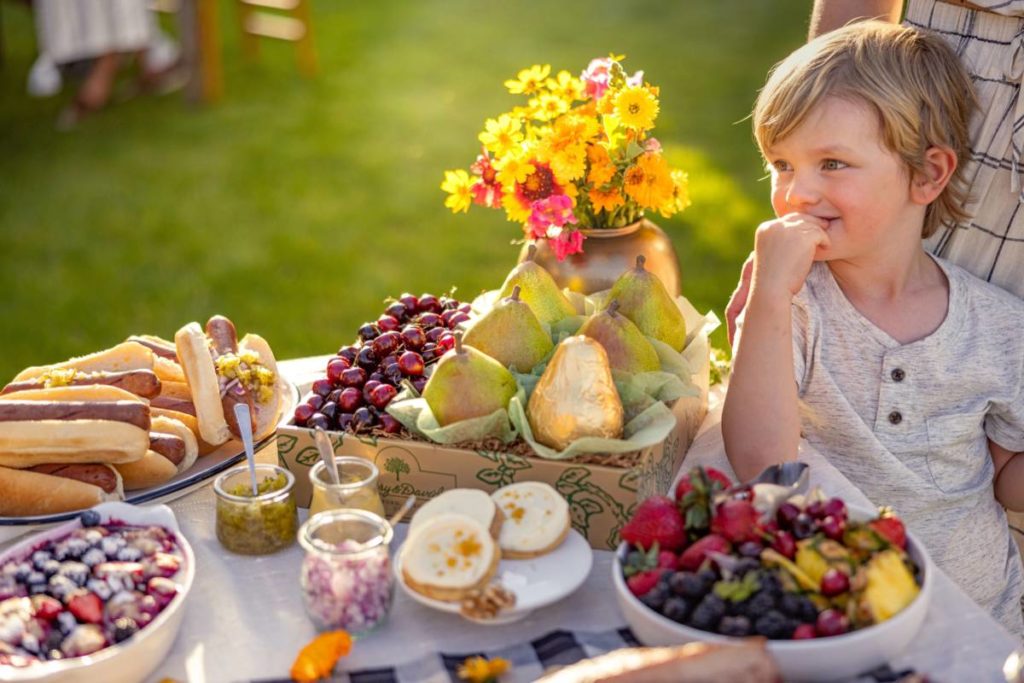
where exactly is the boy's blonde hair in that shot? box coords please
[753,21,976,238]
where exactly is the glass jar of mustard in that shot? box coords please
[308,456,386,517]
[298,509,394,634]
[214,464,298,555]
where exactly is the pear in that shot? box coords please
[577,300,661,374]
[498,245,576,326]
[527,336,624,450]
[422,332,517,426]
[607,255,687,351]
[463,286,553,372]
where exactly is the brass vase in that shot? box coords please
[519,218,681,296]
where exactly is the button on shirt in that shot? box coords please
[792,259,1024,636]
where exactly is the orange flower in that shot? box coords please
[589,185,624,213]
[624,153,674,209]
[586,145,616,186]
[290,631,352,683]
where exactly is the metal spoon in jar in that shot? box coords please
[234,403,259,496]
[387,494,416,528]
[313,427,344,505]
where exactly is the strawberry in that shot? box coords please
[67,591,103,624]
[674,467,734,537]
[656,549,678,569]
[673,466,733,501]
[626,569,666,597]
[678,533,731,571]
[710,499,762,543]
[868,515,906,550]
[621,496,687,551]
[30,595,62,621]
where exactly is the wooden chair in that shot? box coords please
[152,0,223,104]
[236,0,316,77]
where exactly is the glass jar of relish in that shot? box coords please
[308,456,385,517]
[214,464,298,555]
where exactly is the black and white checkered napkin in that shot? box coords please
[252,628,920,683]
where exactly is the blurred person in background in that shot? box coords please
[27,0,183,129]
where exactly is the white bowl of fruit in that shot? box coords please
[613,467,932,683]
[0,502,194,682]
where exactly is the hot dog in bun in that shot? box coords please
[175,316,286,446]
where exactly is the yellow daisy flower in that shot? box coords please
[530,92,569,122]
[624,153,674,209]
[615,86,659,130]
[586,145,616,186]
[441,169,474,214]
[457,656,510,683]
[589,185,624,213]
[495,155,535,187]
[504,64,551,96]
[502,189,532,223]
[479,114,524,157]
[547,142,587,183]
[546,69,583,102]
[659,168,692,217]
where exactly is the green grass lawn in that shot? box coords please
[0,0,808,382]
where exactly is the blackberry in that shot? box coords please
[797,595,819,623]
[689,594,727,632]
[696,568,718,593]
[640,585,669,611]
[669,572,705,600]
[718,615,753,637]
[739,590,776,620]
[759,571,783,595]
[112,617,139,643]
[79,510,101,527]
[734,558,761,576]
[754,609,793,639]
[779,592,804,618]
[661,596,690,623]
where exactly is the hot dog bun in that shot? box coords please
[0,385,142,403]
[150,407,219,456]
[175,321,286,446]
[152,415,198,472]
[0,420,149,468]
[114,450,179,490]
[0,465,124,516]
[12,341,154,383]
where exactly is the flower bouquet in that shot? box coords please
[441,56,691,260]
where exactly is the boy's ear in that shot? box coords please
[910,146,957,206]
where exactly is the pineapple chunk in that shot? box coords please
[864,550,920,622]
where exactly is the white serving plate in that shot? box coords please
[612,504,933,683]
[0,502,195,683]
[394,529,593,624]
[0,382,299,545]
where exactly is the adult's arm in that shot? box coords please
[809,0,903,39]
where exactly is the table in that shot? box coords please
[145,363,1021,682]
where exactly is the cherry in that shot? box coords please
[398,293,418,313]
[425,326,446,343]
[417,294,442,314]
[771,530,796,559]
[384,364,404,384]
[379,414,402,434]
[398,351,424,376]
[293,403,315,426]
[440,310,458,326]
[791,514,815,540]
[439,296,458,311]
[819,515,845,542]
[356,345,378,370]
[385,302,407,321]
[792,624,816,640]
[447,312,471,328]
[417,312,441,329]
[352,407,376,431]
[339,367,367,388]
[806,500,828,520]
[337,346,359,363]
[776,502,801,529]
[436,333,456,353]
[371,331,401,358]
[412,377,427,393]
[338,387,362,412]
[400,325,426,351]
[306,394,325,411]
[326,358,349,384]
[357,323,379,342]
[369,383,398,409]
[320,401,338,421]
[376,315,400,333]
[312,379,333,398]
[457,303,472,314]
[369,372,386,384]
[421,343,437,363]
[307,413,330,431]
[815,609,849,637]
[362,380,382,403]
[823,498,847,522]
[336,412,354,431]
[819,568,850,597]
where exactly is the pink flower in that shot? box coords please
[470,147,502,208]
[581,57,613,100]
[643,137,662,153]
[527,194,577,240]
[551,228,586,261]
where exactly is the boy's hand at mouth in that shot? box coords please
[751,213,831,300]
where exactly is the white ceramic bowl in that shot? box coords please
[613,505,933,683]
[0,502,195,683]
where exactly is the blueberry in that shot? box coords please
[47,575,77,601]
[100,537,125,557]
[662,596,690,623]
[79,510,101,527]
[797,595,819,623]
[739,590,776,620]
[738,541,763,558]
[719,614,753,637]
[640,585,669,611]
[696,568,718,593]
[56,611,77,635]
[670,571,707,600]
[779,592,804,618]
[689,594,726,632]
[39,560,61,578]
[31,551,52,569]
[112,617,138,643]
[759,571,783,594]
[26,571,45,586]
[55,539,89,561]
[81,549,105,568]
[45,629,64,652]
[20,633,40,654]
[86,579,112,602]
[735,558,761,576]
[10,562,32,582]
[28,583,48,596]
[57,562,89,587]
[116,547,142,562]
[754,609,793,639]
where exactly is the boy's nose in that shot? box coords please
[785,175,820,208]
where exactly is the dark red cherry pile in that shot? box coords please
[293,292,471,434]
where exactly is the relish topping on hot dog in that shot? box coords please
[214,351,276,403]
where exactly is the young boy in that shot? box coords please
[722,21,1024,636]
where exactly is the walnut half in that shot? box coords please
[459,583,516,620]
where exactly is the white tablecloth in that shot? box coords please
[143,365,1021,682]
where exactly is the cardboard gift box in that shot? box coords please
[276,325,711,551]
